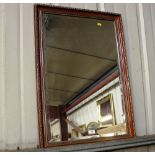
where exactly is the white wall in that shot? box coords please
[0,4,39,150]
[0,3,155,150]
[67,84,123,133]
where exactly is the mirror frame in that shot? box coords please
[34,4,135,148]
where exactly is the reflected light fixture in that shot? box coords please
[97,22,102,27]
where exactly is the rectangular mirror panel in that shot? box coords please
[42,13,127,144]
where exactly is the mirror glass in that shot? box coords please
[42,13,127,143]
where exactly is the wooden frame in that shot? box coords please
[64,69,120,113]
[34,4,135,148]
[97,94,116,127]
[71,129,79,139]
[66,71,120,116]
[49,119,61,143]
[71,124,87,139]
[78,124,87,135]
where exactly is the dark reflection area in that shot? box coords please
[42,13,127,143]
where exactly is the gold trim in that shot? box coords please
[97,94,116,127]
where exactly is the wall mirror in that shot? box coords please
[34,5,135,148]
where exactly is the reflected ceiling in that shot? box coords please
[44,14,118,106]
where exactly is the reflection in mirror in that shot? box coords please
[42,13,127,143]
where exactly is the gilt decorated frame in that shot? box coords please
[97,94,116,127]
[34,4,135,148]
